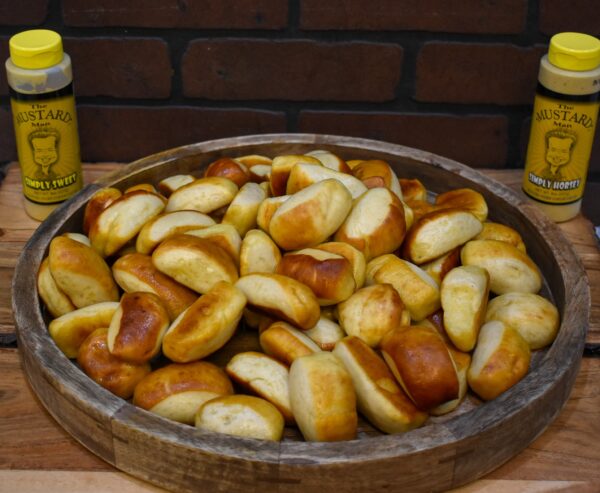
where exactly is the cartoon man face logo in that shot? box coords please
[544,130,576,178]
[28,129,60,179]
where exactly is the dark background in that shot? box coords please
[1,0,599,221]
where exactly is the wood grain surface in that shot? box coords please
[1,143,599,493]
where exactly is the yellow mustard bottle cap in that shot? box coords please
[9,29,63,69]
[548,32,600,71]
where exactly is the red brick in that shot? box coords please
[77,106,286,162]
[0,0,48,25]
[0,107,17,162]
[416,42,546,105]
[0,39,9,95]
[300,0,526,34]
[298,111,508,168]
[182,39,403,102]
[65,38,172,99]
[520,117,533,169]
[540,0,600,36]
[62,0,287,29]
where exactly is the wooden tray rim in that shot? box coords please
[12,133,590,490]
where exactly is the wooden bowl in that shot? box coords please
[12,134,589,493]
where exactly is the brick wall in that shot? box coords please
[1,0,599,178]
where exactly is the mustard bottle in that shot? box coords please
[6,29,83,221]
[522,32,600,222]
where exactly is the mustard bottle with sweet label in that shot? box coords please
[522,32,600,222]
[6,29,83,221]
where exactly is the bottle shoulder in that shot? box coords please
[538,55,600,96]
[6,53,73,95]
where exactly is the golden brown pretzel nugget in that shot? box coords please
[112,253,197,321]
[48,236,119,308]
[289,352,357,442]
[133,361,233,424]
[107,292,170,364]
[78,328,151,399]
[162,281,246,363]
[152,234,238,294]
[235,274,321,330]
[334,336,428,433]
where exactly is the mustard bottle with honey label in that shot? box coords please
[522,32,600,222]
[6,29,83,221]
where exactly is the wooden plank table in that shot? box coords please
[1,163,599,493]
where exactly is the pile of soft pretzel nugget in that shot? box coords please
[38,150,559,442]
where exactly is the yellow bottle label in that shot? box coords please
[523,94,599,205]
[11,93,82,205]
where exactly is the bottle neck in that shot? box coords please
[5,52,73,95]
[9,82,74,101]
[538,54,600,96]
[536,81,599,102]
